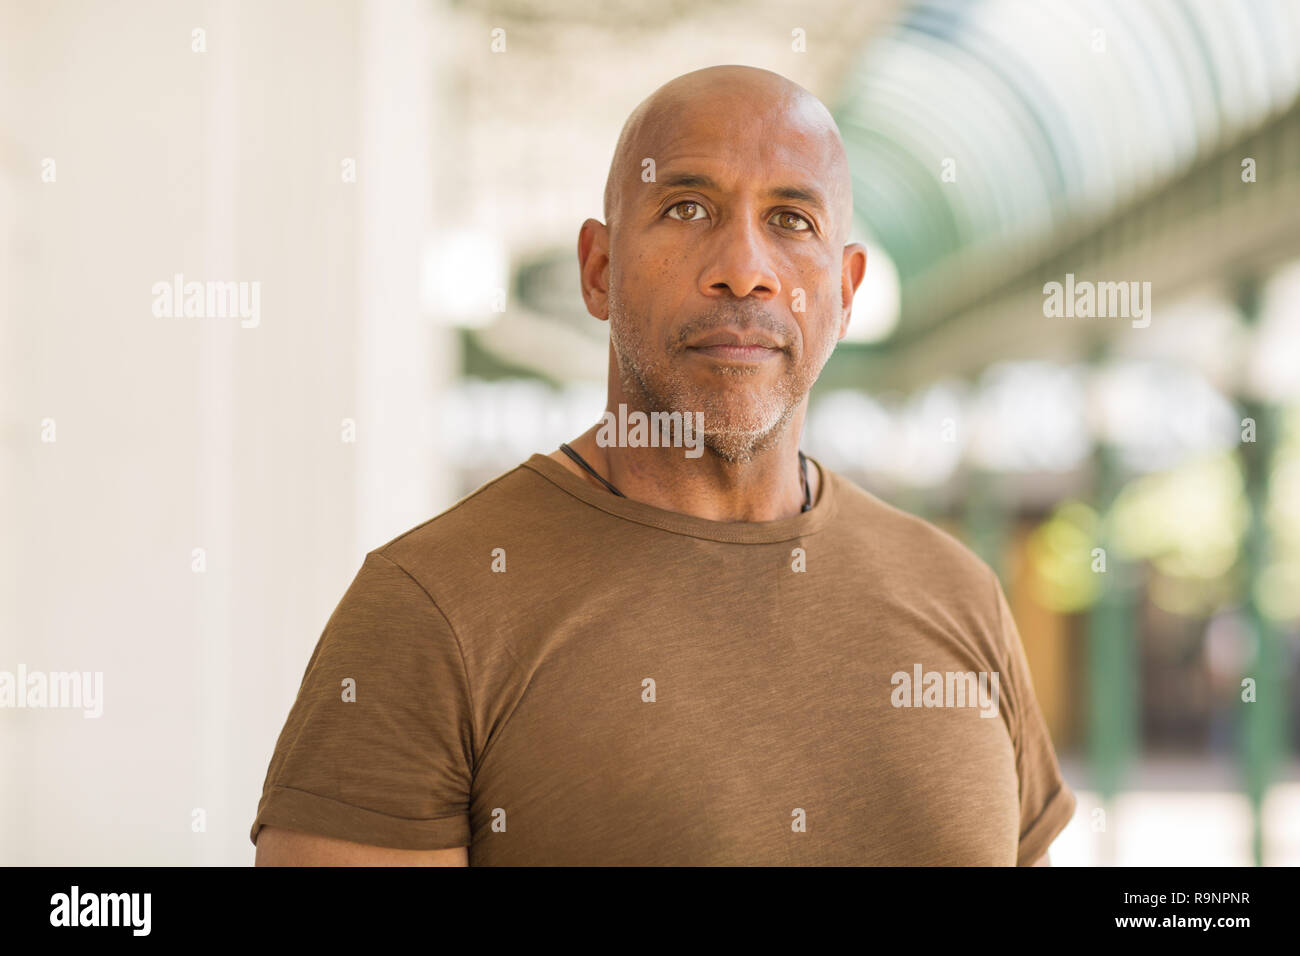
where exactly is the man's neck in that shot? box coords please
[549,422,817,522]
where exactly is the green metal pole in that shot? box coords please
[1088,440,1139,845]
[1235,276,1285,867]
[966,466,1008,583]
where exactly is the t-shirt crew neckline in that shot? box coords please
[521,450,838,544]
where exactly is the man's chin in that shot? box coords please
[698,428,787,464]
[629,376,804,459]
[696,408,799,463]
[680,386,787,418]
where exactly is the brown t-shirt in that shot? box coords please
[250,452,1076,865]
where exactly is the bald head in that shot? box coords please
[602,65,854,246]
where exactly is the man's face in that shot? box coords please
[603,104,854,463]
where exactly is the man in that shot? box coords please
[252,65,1075,866]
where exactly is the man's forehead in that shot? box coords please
[629,114,842,204]
[634,97,838,171]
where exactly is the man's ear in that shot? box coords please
[838,242,868,340]
[578,218,611,321]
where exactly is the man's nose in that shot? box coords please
[698,215,782,300]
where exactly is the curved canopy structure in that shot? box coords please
[836,0,1300,288]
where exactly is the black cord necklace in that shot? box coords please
[558,443,812,513]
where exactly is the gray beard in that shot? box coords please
[611,332,810,465]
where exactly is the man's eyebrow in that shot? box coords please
[766,184,827,210]
[646,173,828,211]
[646,172,722,197]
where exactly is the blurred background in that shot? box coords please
[2,0,1298,866]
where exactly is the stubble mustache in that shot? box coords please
[667,303,798,356]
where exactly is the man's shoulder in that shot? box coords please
[369,459,561,572]
[824,466,995,586]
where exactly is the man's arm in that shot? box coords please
[254,825,468,866]
[1031,851,1051,867]
[250,554,477,866]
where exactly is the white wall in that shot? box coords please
[0,0,456,864]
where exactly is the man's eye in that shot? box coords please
[665,201,707,221]
[773,211,811,231]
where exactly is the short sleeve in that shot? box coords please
[989,567,1077,865]
[249,551,475,851]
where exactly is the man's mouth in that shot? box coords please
[687,343,782,363]
[685,328,785,363]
